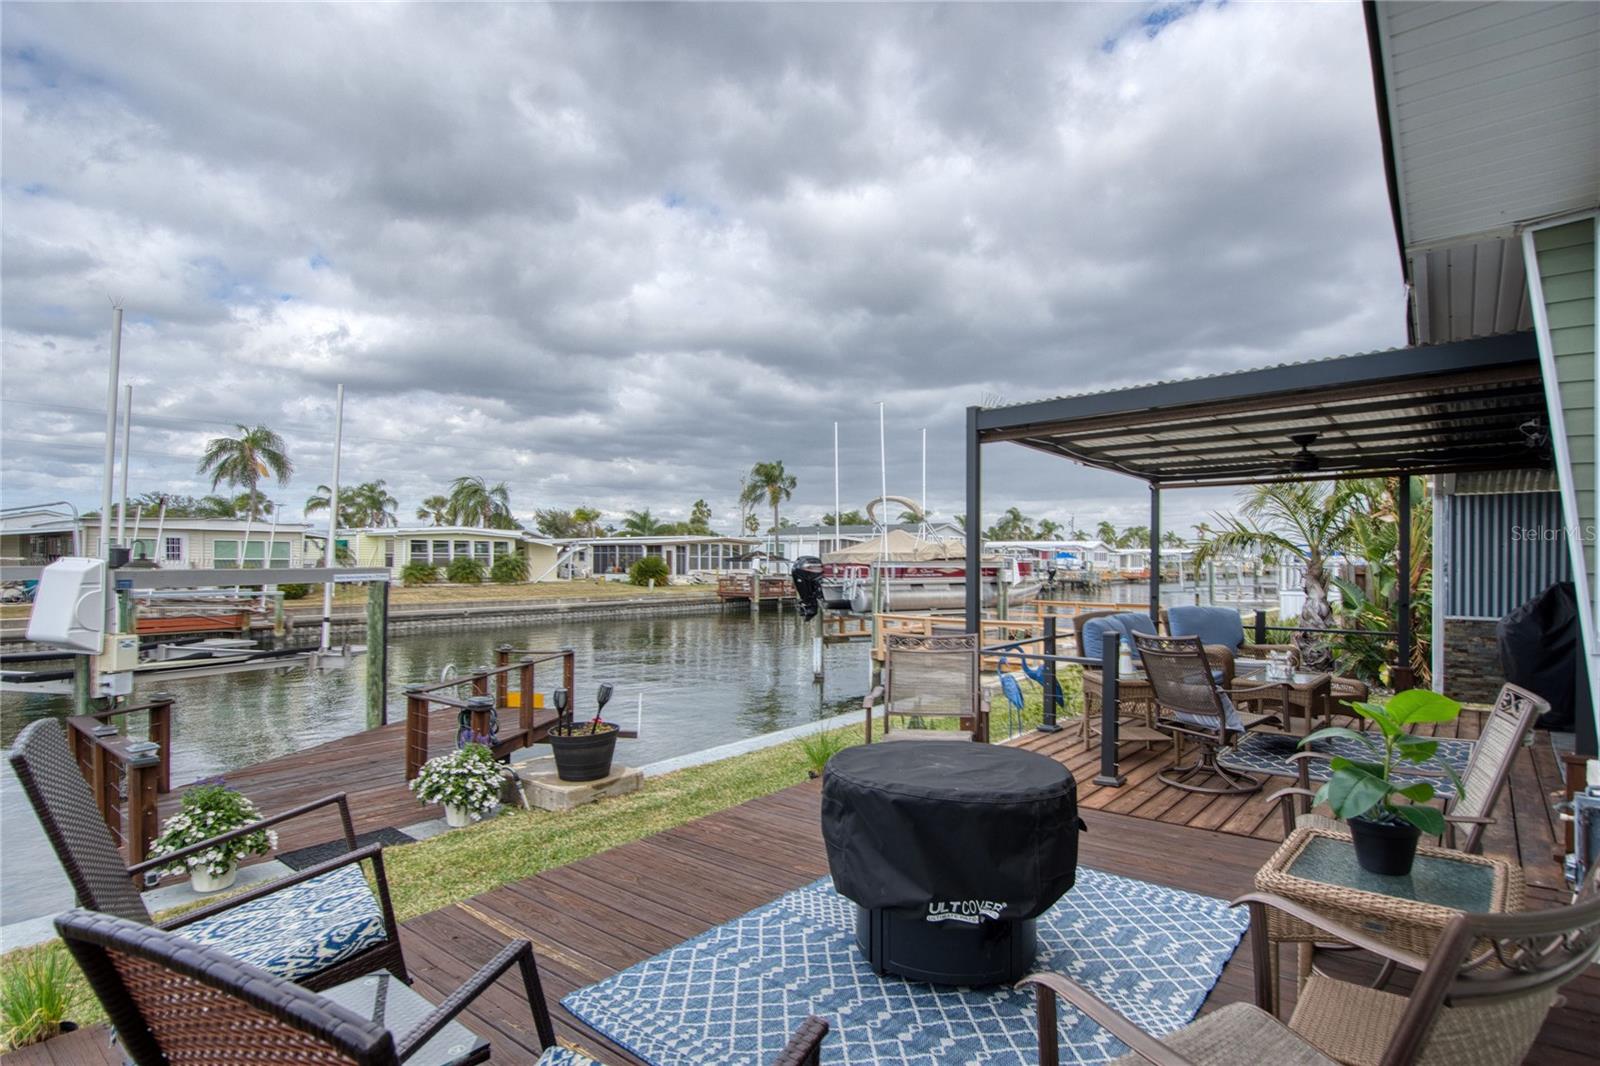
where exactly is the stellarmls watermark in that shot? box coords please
[1510,524,1597,543]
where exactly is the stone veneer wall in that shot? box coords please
[1443,618,1504,704]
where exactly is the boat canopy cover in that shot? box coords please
[823,529,965,564]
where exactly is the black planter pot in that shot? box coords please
[549,723,620,782]
[1348,814,1421,876]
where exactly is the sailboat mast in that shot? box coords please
[833,421,840,554]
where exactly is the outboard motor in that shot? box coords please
[792,556,825,620]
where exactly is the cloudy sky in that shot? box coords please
[1,1,1406,537]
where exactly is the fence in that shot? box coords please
[64,694,175,866]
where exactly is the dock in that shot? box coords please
[715,573,795,606]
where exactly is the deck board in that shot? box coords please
[19,711,1588,1065]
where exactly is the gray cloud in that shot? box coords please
[1,1,1404,535]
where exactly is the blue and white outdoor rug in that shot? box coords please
[561,868,1248,1065]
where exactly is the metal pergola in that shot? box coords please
[964,331,1549,687]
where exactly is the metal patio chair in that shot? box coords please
[1266,682,1547,853]
[10,717,406,991]
[57,907,831,1066]
[864,633,989,743]
[1134,633,1282,795]
[1020,863,1600,1066]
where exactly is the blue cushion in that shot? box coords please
[1082,612,1159,665]
[1173,692,1246,733]
[178,863,386,982]
[1167,606,1246,651]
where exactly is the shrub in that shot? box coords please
[797,726,854,776]
[277,582,312,600]
[400,561,440,587]
[490,553,529,583]
[150,781,275,878]
[446,556,485,584]
[628,555,671,587]
[0,947,76,1049]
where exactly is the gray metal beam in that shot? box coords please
[965,406,982,631]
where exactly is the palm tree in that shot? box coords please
[1195,481,1371,670]
[416,495,451,525]
[572,506,603,538]
[1095,520,1118,544]
[304,484,351,527]
[1160,530,1184,548]
[984,507,1035,540]
[197,424,293,519]
[447,476,512,528]
[1117,526,1150,549]
[622,508,664,536]
[688,499,714,533]
[349,481,398,527]
[1037,518,1063,540]
[739,461,797,547]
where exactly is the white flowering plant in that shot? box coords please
[150,779,276,877]
[409,743,509,820]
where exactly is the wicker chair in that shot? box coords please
[57,907,831,1066]
[1133,633,1281,795]
[864,633,988,742]
[1075,609,1162,751]
[1267,683,1547,853]
[1020,863,1600,1066]
[10,718,405,991]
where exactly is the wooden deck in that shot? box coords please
[21,710,1591,1065]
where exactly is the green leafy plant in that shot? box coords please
[409,743,509,819]
[629,556,671,587]
[490,553,529,583]
[1300,689,1464,835]
[400,561,440,587]
[0,947,76,1049]
[446,556,485,584]
[277,582,312,600]
[150,781,275,877]
[798,727,853,776]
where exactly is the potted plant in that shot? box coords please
[1300,688,1464,876]
[150,779,275,893]
[548,684,620,782]
[409,742,510,827]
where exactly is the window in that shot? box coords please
[270,541,291,566]
[165,537,183,562]
[493,541,509,557]
[385,542,395,568]
[473,541,490,563]
[410,540,429,560]
[432,540,449,561]
[129,538,156,563]
[453,541,469,559]
[214,540,238,568]
[243,541,266,569]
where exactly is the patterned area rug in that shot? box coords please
[562,869,1247,1065]
[1218,732,1471,797]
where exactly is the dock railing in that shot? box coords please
[402,647,573,780]
[64,693,175,865]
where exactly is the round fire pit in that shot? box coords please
[821,741,1081,986]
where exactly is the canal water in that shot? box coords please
[1,609,870,937]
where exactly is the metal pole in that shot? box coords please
[116,384,132,547]
[1039,615,1060,733]
[878,402,888,561]
[152,498,167,566]
[833,421,840,555]
[964,406,982,631]
[1396,473,1413,690]
[1148,483,1161,624]
[1093,634,1124,786]
[920,426,927,531]
[320,384,345,654]
[98,306,123,646]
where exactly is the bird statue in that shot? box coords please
[1017,648,1067,715]
[996,653,1026,739]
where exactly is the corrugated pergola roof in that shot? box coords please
[974,332,1548,488]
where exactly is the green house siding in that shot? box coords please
[1537,220,1598,583]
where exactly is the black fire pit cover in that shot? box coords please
[821,742,1081,921]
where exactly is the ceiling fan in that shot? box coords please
[1286,432,1321,473]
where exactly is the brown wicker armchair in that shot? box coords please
[864,633,988,742]
[56,907,831,1066]
[10,718,405,991]
[1133,633,1281,795]
[1021,864,1600,1066]
[1267,683,1547,853]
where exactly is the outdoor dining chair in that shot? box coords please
[1133,633,1282,795]
[864,633,989,742]
[10,717,406,992]
[56,907,832,1066]
[1021,862,1600,1066]
[1266,682,1547,854]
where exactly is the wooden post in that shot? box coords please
[467,694,495,744]
[147,693,174,794]
[404,688,429,780]
[562,648,575,702]
[495,644,512,707]
[365,581,388,729]
[73,655,92,717]
[519,656,536,735]
[813,610,825,682]
[125,753,161,867]
[470,667,489,699]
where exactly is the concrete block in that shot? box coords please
[512,756,642,811]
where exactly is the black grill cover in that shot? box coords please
[821,742,1081,921]
[1498,581,1593,744]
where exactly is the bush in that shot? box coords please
[277,583,312,600]
[628,555,671,587]
[400,561,440,587]
[150,782,275,878]
[490,554,529,584]
[0,947,76,1050]
[446,556,485,584]
[797,726,855,776]
[408,743,509,819]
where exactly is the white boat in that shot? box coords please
[819,529,1041,613]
